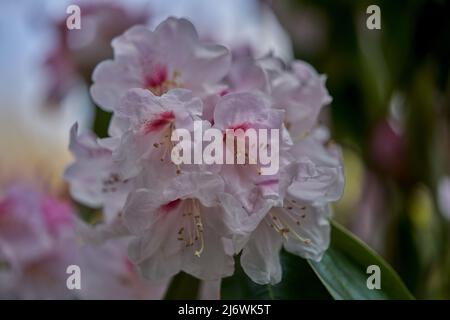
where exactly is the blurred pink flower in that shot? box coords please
[371,120,408,181]
[0,183,168,299]
[0,184,77,299]
[438,176,450,221]
[77,236,169,300]
[43,1,150,104]
[64,123,133,222]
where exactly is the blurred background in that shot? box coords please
[0,0,449,299]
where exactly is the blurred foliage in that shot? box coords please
[164,272,201,300]
[271,0,450,299]
[222,251,332,299]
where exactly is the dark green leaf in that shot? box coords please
[308,221,414,300]
[164,272,200,300]
[221,251,331,300]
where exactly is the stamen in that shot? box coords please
[285,198,307,210]
[101,172,126,193]
[159,123,174,162]
[146,68,183,96]
[270,214,288,240]
[177,199,206,256]
[269,211,312,245]
[277,214,311,245]
[186,206,194,247]
[282,199,308,226]
[155,122,182,175]
[193,200,205,258]
[283,208,301,226]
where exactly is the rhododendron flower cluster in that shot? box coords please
[65,17,344,285]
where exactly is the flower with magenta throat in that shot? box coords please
[65,17,344,285]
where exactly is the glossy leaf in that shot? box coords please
[308,221,414,300]
[221,251,331,300]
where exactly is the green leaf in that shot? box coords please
[308,221,414,300]
[221,251,331,300]
[221,221,413,300]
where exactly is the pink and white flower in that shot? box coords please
[212,91,294,212]
[91,17,231,112]
[238,128,344,284]
[64,17,344,287]
[64,123,133,221]
[113,88,203,179]
[123,172,244,281]
[261,58,332,137]
[226,55,332,137]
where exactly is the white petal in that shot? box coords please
[240,222,283,285]
[199,279,221,300]
[90,58,143,111]
[182,226,234,280]
[135,251,182,281]
[213,92,282,130]
[289,130,345,204]
[163,172,224,207]
[278,204,331,261]
[123,189,161,234]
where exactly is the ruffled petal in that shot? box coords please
[240,222,283,285]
